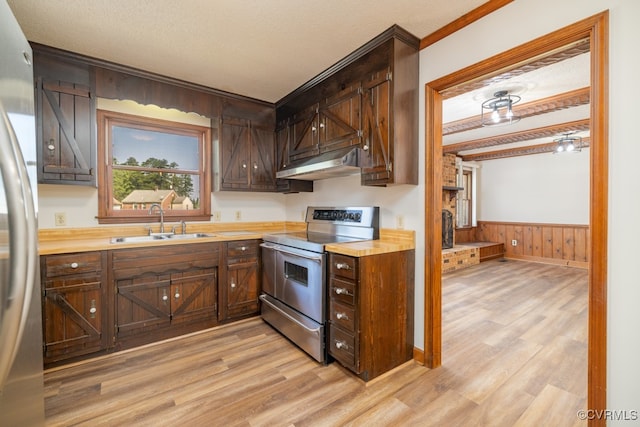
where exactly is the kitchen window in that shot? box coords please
[97,110,211,224]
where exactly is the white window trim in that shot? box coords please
[456,158,480,227]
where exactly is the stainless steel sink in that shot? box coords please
[166,233,211,240]
[110,233,211,243]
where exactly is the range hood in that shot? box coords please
[276,146,371,181]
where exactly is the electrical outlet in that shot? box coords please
[54,212,67,226]
[396,215,405,229]
[213,211,221,221]
[235,210,242,221]
[511,239,518,246]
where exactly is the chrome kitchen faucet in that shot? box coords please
[148,203,165,233]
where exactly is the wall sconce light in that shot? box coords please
[481,90,521,126]
[554,133,583,153]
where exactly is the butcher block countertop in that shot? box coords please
[38,222,415,257]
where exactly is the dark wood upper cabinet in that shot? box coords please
[276,25,419,186]
[34,49,96,186]
[217,116,277,191]
[275,120,314,193]
[287,83,362,163]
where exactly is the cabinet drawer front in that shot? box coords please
[227,240,259,258]
[329,325,356,370]
[330,254,357,280]
[44,252,102,277]
[330,300,356,332]
[329,277,356,305]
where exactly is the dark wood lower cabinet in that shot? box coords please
[41,240,413,378]
[219,240,260,322]
[41,251,108,365]
[112,243,220,350]
[41,242,222,367]
[328,250,415,381]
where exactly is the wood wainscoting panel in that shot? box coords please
[477,221,589,268]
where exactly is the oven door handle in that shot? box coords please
[260,242,324,263]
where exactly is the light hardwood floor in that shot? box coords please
[44,259,587,426]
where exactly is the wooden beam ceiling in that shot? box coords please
[443,86,590,135]
[444,118,590,154]
[460,136,591,161]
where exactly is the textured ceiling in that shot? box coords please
[7,0,486,103]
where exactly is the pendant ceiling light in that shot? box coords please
[554,133,583,153]
[481,90,521,126]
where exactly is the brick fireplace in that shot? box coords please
[442,153,480,273]
[440,153,504,273]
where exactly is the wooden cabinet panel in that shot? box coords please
[115,276,172,337]
[117,270,216,338]
[329,325,357,370]
[288,103,319,161]
[34,50,96,186]
[249,125,277,190]
[361,69,392,184]
[218,117,277,191]
[112,242,220,346]
[225,262,259,318]
[286,83,362,163]
[220,117,251,190]
[44,251,103,277]
[330,254,357,280]
[219,240,260,322]
[41,251,108,365]
[275,26,419,187]
[275,120,314,193]
[327,250,414,381]
[170,269,217,325]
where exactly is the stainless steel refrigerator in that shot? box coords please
[0,1,45,425]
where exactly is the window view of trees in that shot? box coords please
[112,157,198,209]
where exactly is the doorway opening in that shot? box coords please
[423,11,608,414]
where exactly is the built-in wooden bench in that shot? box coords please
[442,242,504,274]
[458,242,505,262]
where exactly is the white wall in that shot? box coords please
[477,148,590,224]
[420,0,640,420]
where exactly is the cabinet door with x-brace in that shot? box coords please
[34,48,96,185]
[42,251,108,365]
[115,268,217,338]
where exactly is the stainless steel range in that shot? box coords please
[260,206,379,362]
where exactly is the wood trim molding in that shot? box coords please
[413,347,425,365]
[424,12,608,424]
[420,0,514,49]
[440,39,590,99]
[424,85,443,368]
[587,12,609,424]
[443,87,590,135]
[461,137,590,161]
